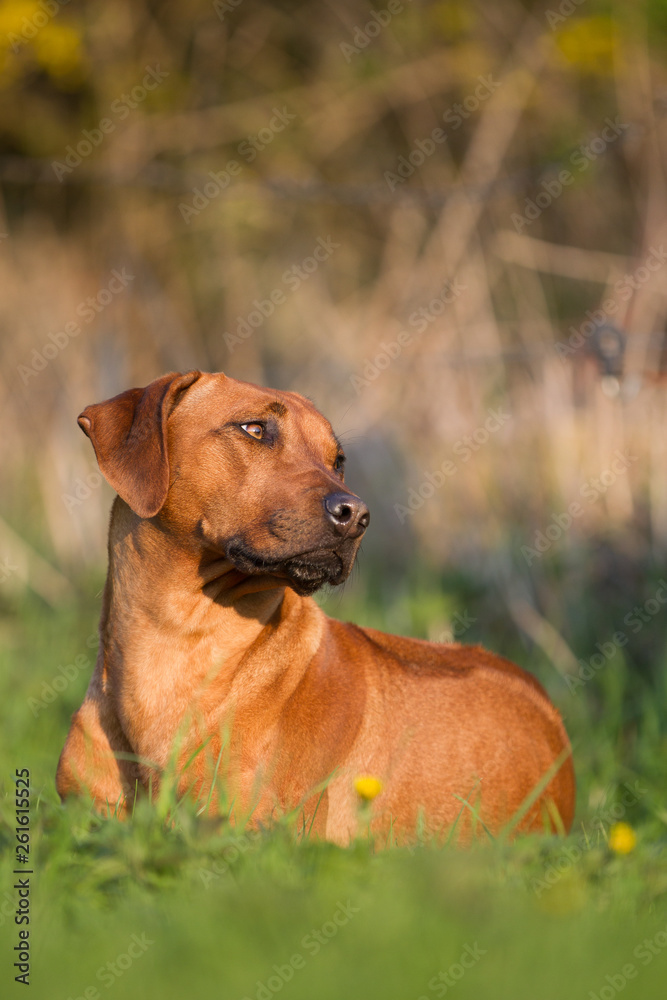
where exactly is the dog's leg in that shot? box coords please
[56,681,139,816]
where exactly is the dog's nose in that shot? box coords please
[323,492,370,537]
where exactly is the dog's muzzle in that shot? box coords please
[224,537,359,596]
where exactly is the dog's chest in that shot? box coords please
[113,631,239,765]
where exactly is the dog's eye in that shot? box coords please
[334,455,345,474]
[241,422,264,440]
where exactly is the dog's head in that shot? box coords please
[77,371,369,595]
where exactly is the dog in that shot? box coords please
[56,370,575,842]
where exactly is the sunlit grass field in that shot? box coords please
[2,561,667,1000]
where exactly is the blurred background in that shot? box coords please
[3,4,667,997]
[1,0,667,765]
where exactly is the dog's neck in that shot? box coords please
[98,500,323,764]
[106,506,286,641]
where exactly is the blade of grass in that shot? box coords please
[305,784,328,841]
[452,793,495,843]
[199,742,226,817]
[498,744,573,842]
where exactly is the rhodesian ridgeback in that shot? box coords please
[56,370,575,841]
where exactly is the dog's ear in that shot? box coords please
[77,370,202,518]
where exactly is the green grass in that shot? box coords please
[1,565,667,1000]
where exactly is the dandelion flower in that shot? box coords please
[354,775,383,801]
[608,822,637,854]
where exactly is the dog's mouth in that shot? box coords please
[224,537,350,596]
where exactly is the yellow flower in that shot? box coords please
[354,775,383,801]
[554,16,616,76]
[608,822,637,855]
[33,24,83,81]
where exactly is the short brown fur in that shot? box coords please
[56,370,575,842]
